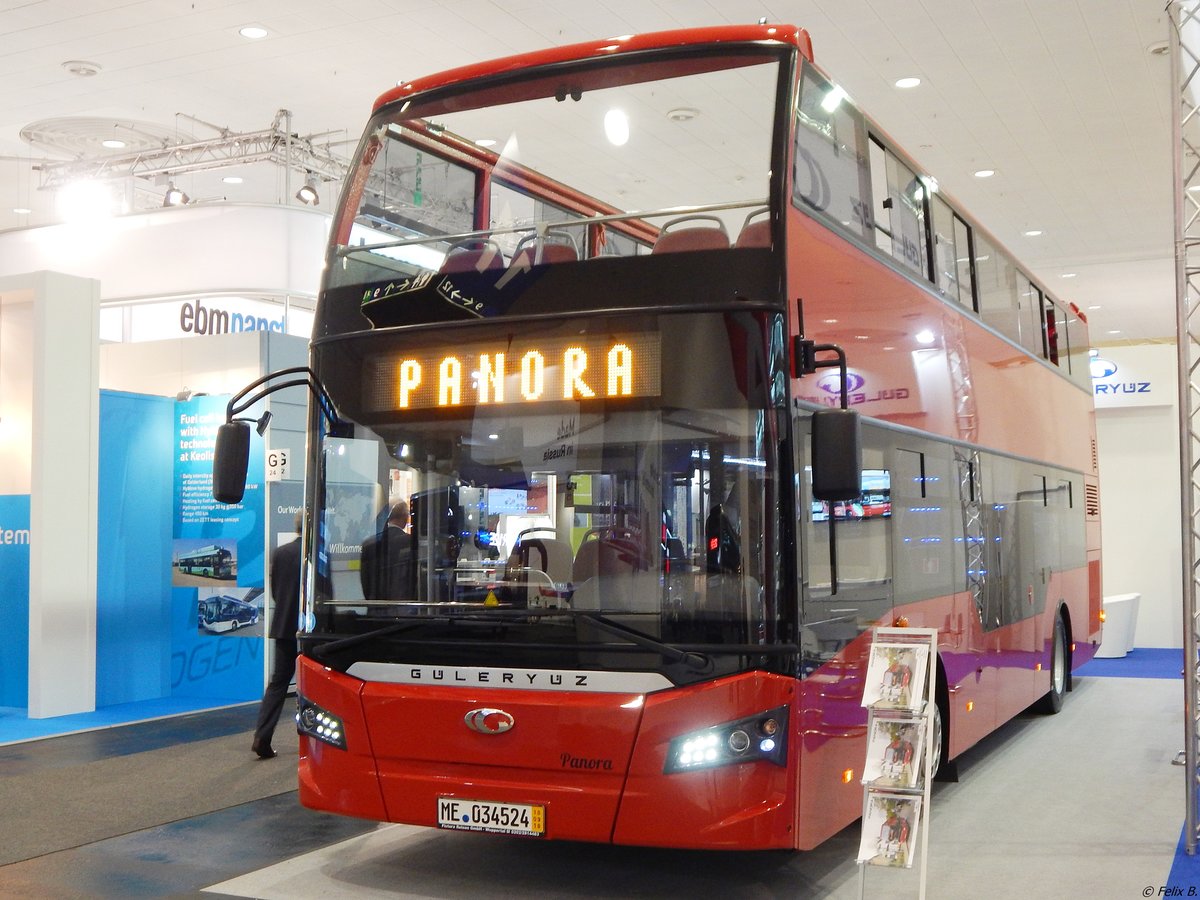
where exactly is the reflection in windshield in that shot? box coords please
[313,403,777,662]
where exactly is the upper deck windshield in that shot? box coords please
[319,44,787,335]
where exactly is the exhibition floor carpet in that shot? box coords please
[0,696,254,746]
[1076,646,1183,679]
[0,665,1192,898]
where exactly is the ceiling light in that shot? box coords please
[296,174,320,205]
[974,169,995,178]
[1023,230,1043,237]
[1087,305,1102,310]
[239,25,268,40]
[59,180,114,221]
[474,138,497,147]
[62,60,101,77]
[604,109,629,146]
[1061,273,1078,279]
[163,182,190,207]
[821,85,848,113]
[101,139,126,149]
[12,207,30,215]
[895,77,921,89]
[222,176,243,184]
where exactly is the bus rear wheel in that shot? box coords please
[1036,612,1068,714]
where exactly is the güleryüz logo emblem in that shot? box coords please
[817,371,865,394]
[464,708,514,734]
[1090,357,1118,379]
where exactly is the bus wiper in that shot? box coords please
[496,608,712,672]
[308,621,423,659]
[306,608,711,672]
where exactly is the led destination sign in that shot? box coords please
[364,333,661,412]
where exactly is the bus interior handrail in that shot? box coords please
[335,197,769,259]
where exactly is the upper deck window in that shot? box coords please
[327,47,785,308]
[792,66,872,242]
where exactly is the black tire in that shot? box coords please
[1036,612,1068,714]
[932,670,958,782]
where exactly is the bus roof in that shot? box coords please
[374,23,812,113]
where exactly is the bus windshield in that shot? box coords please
[307,309,790,683]
[320,46,786,334]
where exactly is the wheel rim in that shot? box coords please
[1052,623,1066,696]
[930,701,943,777]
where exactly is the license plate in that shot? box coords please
[437,797,545,837]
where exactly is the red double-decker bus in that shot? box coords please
[224,23,1100,851]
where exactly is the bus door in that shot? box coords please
[795,418,892,847]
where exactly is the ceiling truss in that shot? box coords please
[31,109,350,190]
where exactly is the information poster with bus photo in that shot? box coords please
[170,393,265,701]
[858,792,922,868]
[861,642,929,712]
[862,717,926,789]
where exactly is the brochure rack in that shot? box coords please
[856,627,937,900]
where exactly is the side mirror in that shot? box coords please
[213,421,251,504]
[811,408,862,501]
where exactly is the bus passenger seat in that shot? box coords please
[439,239,505,274]
[509,230,579,268]
[652,214,730,254]
[735,209,772,248]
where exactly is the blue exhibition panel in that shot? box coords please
[96,391,175,706]
[0,494,30,708]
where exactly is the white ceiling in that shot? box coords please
[0,0,1175,342]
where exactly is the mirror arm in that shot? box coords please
[224,366,343,432]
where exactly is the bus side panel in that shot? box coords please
[296,656,388,821]
[614,674,797,850]
[793,644,871,851]
[1056,564,1098,669]
[785,211,1094,477]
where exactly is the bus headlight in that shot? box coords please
[295,695,348,750]
[664,706,788,773]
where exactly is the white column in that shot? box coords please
[4,271,101,718]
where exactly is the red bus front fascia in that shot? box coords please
[298,656,800,850]
[375,25,812,112]
[297,654,387,821]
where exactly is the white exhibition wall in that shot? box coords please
[0,203,329,302]
[1092,343,1183,649]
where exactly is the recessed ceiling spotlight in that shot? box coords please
[1088,305,1102,310]
[1023,230,1043,237]
[974,169,995,178]
[62,60,101,77]
[895,77,921,89]
[239,25,268,40]
[1061,272,1078,279]
[101,139,126,149]
[222,176,244,184]
[666,107,699,122]
[12,207,31,215]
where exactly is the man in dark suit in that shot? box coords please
[360,499,414,601]
[251,511,303,759]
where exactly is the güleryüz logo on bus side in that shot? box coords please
[817,372,866,395]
